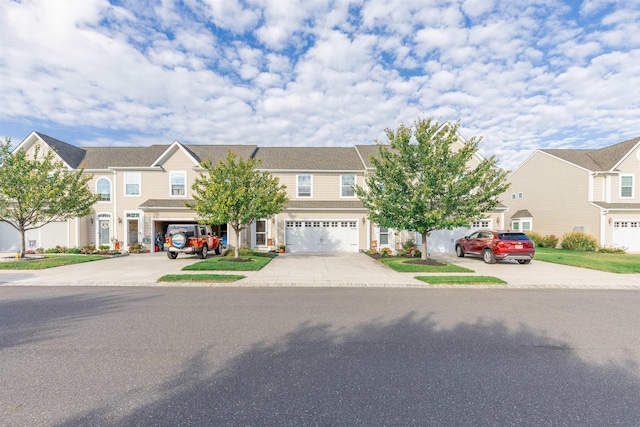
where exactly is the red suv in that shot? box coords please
[455,230,535,264]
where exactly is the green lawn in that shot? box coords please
[158,274,245,283]
[378,257,474,273]
[415,275,507,285]
[0,255,107,270]
[183,256,272,271]
[535,248,640,274]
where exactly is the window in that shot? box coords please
[124,172,141,196]
[170,171,186,196]
[297,175,312,197]
[511,193,516,200]
[96,178,111,202]
[379,227,389,245]
[472,220,490,229]
[341,175,356,197]
[511,221,519,231]
[621,175,634,198]
[518,192,523,199]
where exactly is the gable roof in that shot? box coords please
[511,209,533,218]
[253,147,365,171]
[540,136,640,172]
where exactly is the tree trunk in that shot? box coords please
[421,230,428,260]
[19,227,26,258]
[234,228,241,259]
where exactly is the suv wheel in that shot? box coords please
[167,251,178,259]
[518,259,531,264]
[482,248,496,264]
[455,244,465,258]
[198,244,208,259]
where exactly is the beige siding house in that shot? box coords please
[502,136,640,252]
[1,130,505,255]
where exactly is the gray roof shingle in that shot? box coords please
[35,132,87,169]
[541,136,640,171]
[254,147,366,170]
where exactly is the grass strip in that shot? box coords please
[415,275,507,285]
[535,248,640,274]
[379,257,473,273]
[0,255,107,270]
[183,256,272,271]
[158,274,245,283]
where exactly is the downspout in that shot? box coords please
[113,170,118,248]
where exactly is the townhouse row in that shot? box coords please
[5,131,636,254]
[0,131,505,254]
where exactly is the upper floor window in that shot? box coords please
[620,175,634,198]
[96,177,111,202]
[170,171,187,197]
[124,172,141,196]
[341,175,356,197]
[297,175,312,197]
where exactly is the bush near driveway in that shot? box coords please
[183,256,272,271]
[378,257,473,273]
[535,248,640,274]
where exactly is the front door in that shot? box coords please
[252,219,268,250]
[127,218,139,247]
[98,219,110,247]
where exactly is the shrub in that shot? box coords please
[540,234,559,248]
[98,245,110,251]
[526,231,542,247]
[67,248,82,254]
[379,247,393,257]
[402,239,416,251]
[128,242,145,253]
[44,247,62,253]
[597,246,627,254]
[560,231,598,251]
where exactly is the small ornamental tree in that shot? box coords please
[355,118,510,260]
[0,138,100,257]
[189,151,289,259]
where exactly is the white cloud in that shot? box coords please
[0,0,639,172]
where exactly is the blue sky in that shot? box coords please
[1,0,639,170]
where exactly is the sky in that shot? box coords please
[1,0,639,170]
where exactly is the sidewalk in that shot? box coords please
[1,252,639,289]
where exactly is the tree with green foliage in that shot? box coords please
[355,118,510,260]
[0,138,100,257]
[189,151,289,259]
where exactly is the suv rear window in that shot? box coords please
[167,225,196,237]
[498,233,530,241]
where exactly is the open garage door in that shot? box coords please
[285,220,358,252]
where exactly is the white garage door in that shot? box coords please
[613,221,640,252]
[285,220,359,252]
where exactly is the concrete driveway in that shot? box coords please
[1,251,639,288]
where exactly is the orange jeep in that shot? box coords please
[165,224,221,259]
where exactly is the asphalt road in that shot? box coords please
[1,287,639,426]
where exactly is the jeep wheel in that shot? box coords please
[198,244,208,259]
[167,251,178,259]
[455,244,465,258]
[214,244,221,255]
[483,248,496,264]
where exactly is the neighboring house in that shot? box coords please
[1,131,503,254]
[502,136,640,253]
